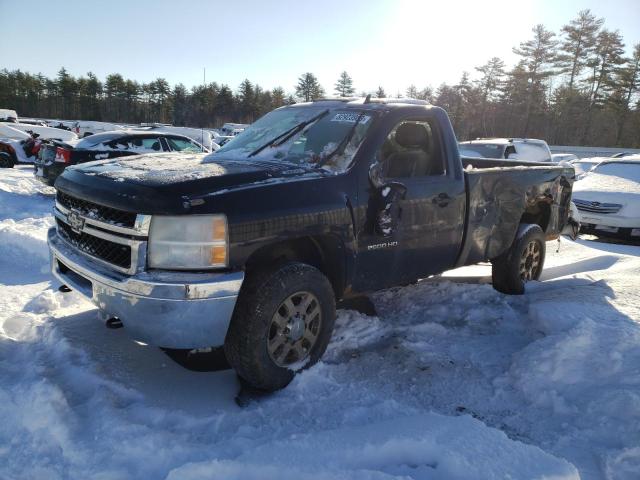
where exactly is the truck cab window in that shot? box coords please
[379,120,445,178]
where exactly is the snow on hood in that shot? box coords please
[71,152,226,183]
[573,166,640,207]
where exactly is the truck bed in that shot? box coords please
[455,156,574,267]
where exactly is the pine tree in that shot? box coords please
[475,57,506,103]
[611,43,640,144]
[406,85,418,98]
[271,87,286,108]
[417,87,433,102]
[376,86,386,98]
[512,24,558,135]
[586,29,626,107]
[296,73,324,102]
[475,57,505,135]
[334,71,355,97]
[557,10,603,89]
[238,79,256,122]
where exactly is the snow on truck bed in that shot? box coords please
[1,166,639,480]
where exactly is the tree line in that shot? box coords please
[1,10,638,147]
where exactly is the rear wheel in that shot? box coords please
[224,262,336,391]
[0,152,14,168]
[491,224,546,295]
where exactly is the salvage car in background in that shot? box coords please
[34,130,207,185]
[0,123,79,168]
[573,156,640,239]
[459,138,552,162]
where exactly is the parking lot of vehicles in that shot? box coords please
[573,156,640,239]
[459,137,553,162]
[48,99,574,391]
[34,130,208,185]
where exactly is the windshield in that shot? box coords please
[592,162,640,183]
[459,143,505,159]
[216,107,374,172]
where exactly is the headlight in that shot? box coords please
[148,215,228,270]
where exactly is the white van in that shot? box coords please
[459,138,552,162]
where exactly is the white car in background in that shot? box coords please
[459,138,552,162]
[572,157,640,238]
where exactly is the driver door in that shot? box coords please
[352,118,465,291]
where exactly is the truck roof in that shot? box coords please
[286,97,433,114]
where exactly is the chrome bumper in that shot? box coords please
[48,228,244,349]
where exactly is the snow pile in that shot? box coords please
[1,166,639,479]
[167,413,578,480]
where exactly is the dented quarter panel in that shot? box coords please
[456,162,574,266]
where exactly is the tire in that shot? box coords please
[224,262,336,391]
[0,152,14,168]
[491,223,546,295]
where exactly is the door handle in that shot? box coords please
[431,192,451,207]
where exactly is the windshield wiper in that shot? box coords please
[248,109,329,157]
[314,112,365,169]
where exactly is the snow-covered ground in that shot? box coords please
[1,166,638,480]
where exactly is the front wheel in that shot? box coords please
[491,224,546,295]
[224,262,336,391]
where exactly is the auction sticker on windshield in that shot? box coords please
[331,113,370,123]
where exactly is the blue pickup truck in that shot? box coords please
[48,98,575,390]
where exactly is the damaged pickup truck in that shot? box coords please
[48,99,575,391]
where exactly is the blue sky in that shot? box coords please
[1,0,639,95]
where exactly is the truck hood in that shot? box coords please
[56,152,324,214]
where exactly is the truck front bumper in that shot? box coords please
[48,228,244,349]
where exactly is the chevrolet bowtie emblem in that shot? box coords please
[67,210,85,233]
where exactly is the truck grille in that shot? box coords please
[57,191,137,228]
[574,198,622,214]
[56,219,132,269]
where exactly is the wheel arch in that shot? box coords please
[243,235,348,299]
[520,201,551,233]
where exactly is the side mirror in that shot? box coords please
[368,161,385,188]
